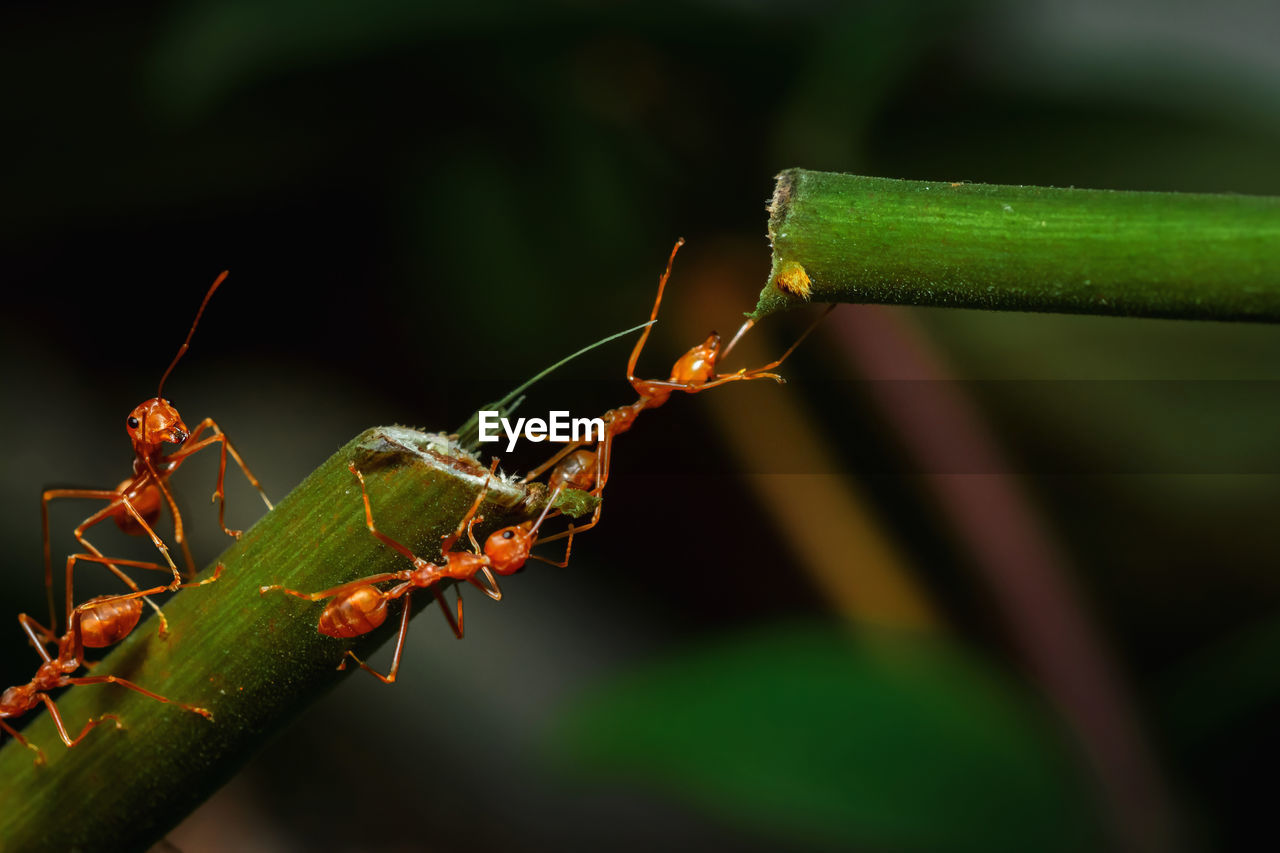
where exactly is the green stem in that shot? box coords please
[751,169,1280,322]
[0,428,594,853]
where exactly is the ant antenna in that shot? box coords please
[157,270,228,397]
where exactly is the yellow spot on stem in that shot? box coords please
[774,261,812,299]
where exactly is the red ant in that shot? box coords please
[524,239,832,539]
[259,459,570,683]
[0,567,222,766]
[40,271,272,637]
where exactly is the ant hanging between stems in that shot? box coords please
[258,458,571,683]
[523,238,834,542]
[0,566,223,766]
[40,271,273,637]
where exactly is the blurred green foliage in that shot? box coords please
[552,624,1103,852]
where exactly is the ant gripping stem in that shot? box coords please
[259,459,570,683]
[40,270,272,632]
[1,567,222,765]
[527,240,834,544]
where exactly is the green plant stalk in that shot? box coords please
[751,169,1280,322]
[0,427,595,853]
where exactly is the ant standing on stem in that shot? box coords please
[40,271,273,637]
[259,459,573,683]
[0,566,223,766]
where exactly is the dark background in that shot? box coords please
[2,1,1279,851]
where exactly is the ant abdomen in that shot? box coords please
[549,449,597,493]
[318,586,388,638]
[78,596,145,648]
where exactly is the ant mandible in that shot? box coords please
[0,566,222,766]
[40,271,273,636]
[524,238,832,540]
[259,459,571,683]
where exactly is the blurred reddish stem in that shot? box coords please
[673,252,941,631]
[828,306,1182,853]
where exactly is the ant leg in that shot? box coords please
[67,567,221,624]
[42,488,124,630]
[529,528,576,568]
[440,459,499,552]
[720,318,756,362]
[65,715,125,747]
[595,423,617,494]
[184,562,226,587]
[633,371,784,398]
[465,516,484,555]
[138,458,196,577]
[1,718,47,766]
[206,429,237,539]
[626,238,685,390]
[39,694,123,747]
[338,594,412,684]
[431,587,464,639]
[352,455,495,564]
[64,570,222,661]
[345,461,488,560]
[43,485,185,620]
[18,614,56,662]
[538,430,616,545]
[259,572,407,602]
[168,420,273,542]
[348,458,427,558]
[467,566,503,601]
[64,553,182,638]
[185,419,273,511]
[166,488,196,578]
[523,440,585,483]
[80,493,184,590]
[722,303,835,376]
[65,675,213,720]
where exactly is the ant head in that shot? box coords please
[127,398,189,451]
[669,332,721,385]
[484,522,535,575]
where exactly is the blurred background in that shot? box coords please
[2,1,1279,851]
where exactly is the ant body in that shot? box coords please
[0,568,221,765]
[259,460,569,683]
[40,271,272,636]
[524,239,831,539]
